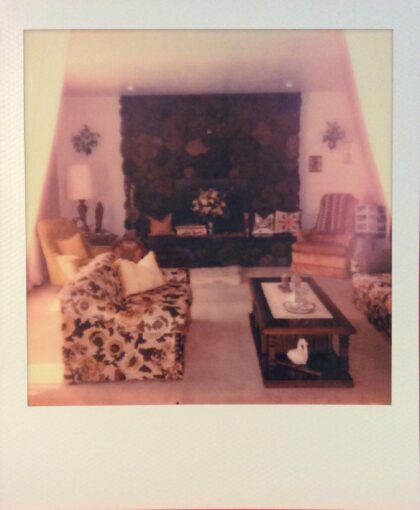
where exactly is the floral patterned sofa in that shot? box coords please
[59,252,192,384]
[352,272,392,337]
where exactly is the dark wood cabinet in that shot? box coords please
[84,231,118,246]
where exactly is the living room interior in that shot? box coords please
[26,29,392,406]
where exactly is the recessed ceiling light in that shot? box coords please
[126,84,135,92]
[285,80,294,89]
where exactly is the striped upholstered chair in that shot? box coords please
[291,193,357,279]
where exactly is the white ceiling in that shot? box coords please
[63,29,350,96]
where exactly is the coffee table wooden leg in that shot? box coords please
[339,335,350,372]
[268,335,276,370]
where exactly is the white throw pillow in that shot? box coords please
[114,251,166,297]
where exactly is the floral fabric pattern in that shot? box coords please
[352,272,391,337]
[59,252,192,383]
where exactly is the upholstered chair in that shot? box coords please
[37,217,110,285]
[291,193,358,279]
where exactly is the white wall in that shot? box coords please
[54,91,384,233]
[299,91,383,228]
[54,96,126,235]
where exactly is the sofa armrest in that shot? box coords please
[308,232,354,248]
[162,268,190,284]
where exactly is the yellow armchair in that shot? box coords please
[36,217,111,285]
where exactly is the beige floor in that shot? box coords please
[27,267,391,406]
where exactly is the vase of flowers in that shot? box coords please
[192,188,227,234]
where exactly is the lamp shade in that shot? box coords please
[66,164,94,200]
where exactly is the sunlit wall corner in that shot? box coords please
[24,30,70,248]
[342,30,392,220]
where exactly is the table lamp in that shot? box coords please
[66,164,94,231]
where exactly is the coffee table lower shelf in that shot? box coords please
[249,313,354,388]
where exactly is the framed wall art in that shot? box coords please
[309,155,322,172]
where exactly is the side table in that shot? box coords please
[84,231,118,246]
[84,231,118,250]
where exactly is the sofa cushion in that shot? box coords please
[114,251,166,297]
[292,251,348,269]
[292,241,349,257]
[252,212,274,236]
[121,282,192,339]
[274,210,301,234]
[147,213,173,236]
[308,232,354,247]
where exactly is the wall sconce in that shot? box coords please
[343,140,353,164]
[322,121,345,149]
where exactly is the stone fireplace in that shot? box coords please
[119,92,301,266]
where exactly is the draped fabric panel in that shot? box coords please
[25,31,70,289]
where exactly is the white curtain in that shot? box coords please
[343,31,392,213]
[25,31,70,289]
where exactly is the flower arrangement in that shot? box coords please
[72,124,101,156]
[322,121,345,149]
[192,188,227,218]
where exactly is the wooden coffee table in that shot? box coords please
[249,277,356,387]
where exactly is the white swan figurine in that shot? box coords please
[287,338,309,365]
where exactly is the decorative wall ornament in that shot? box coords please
[72,124,101,156]
[322,121,345,149]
